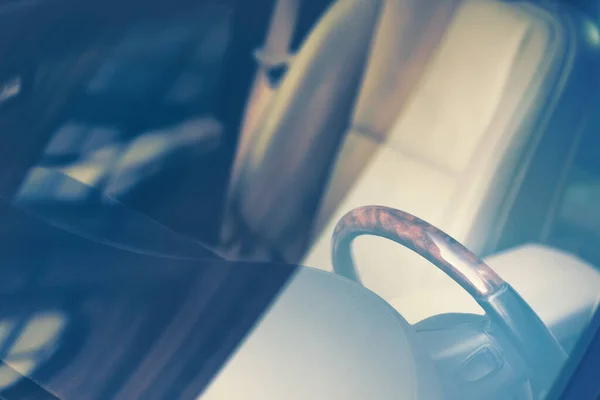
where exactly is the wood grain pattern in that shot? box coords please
[331,205,506,298]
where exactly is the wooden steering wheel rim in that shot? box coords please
[331,205,505,298]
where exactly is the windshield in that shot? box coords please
[1,0,599,398]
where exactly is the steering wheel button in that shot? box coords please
[460,347,502,382]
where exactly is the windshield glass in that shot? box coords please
[1,0,599,398]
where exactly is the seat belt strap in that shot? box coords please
[221,0,300,249]
[232,0,300,183]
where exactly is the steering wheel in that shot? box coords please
[331,205,567,395]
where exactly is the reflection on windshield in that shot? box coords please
[23,117,221,202]
[0,313,67,391]
[4,167,219,260]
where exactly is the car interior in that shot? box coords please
[224,0,600,360]
[1,0,600,397]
